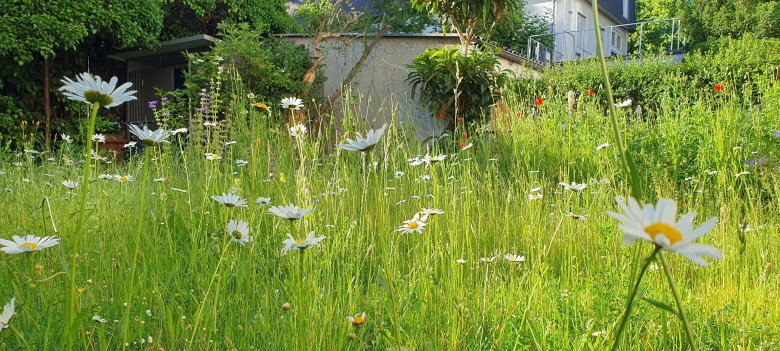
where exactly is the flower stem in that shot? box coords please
[590,0,642,200]
[611,246,660,351]
[659,251,699,351]
[62,102,100,348]
[121,148,151,349]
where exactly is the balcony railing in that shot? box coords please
[525,18,684,64]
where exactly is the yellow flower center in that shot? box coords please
[84,90,112,106]
[119,176,129,182]
[20,242,38,251]
[644,223,683,245]
[232,231,243,240]
[408,222,419,230]
[352,315,365,326]
[295,239,304,244]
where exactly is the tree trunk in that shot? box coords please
[44,58,51,150]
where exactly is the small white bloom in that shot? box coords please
[62,180,78,189]
[61,134,73,144]
[595,143,610,151]
[227,220,251,245]
[339,124,388,152]
[235,159,249,167]
[395,213,427,234]
[614,99,632,108]
[255,197,271,206]
[282,231,326,254]
[124,141,137,148]
[0,235,60,254]
[280,97,304,111]
[92,315,107,323]
[212,193,248,208]
[735,171,750,178]
[480,256,496,263]
[504,254,526,263]
[289,124,307,138]
[418,208,444,216]
[559,181,587,191]
[59,73,136,108]
[0,297,15,330]
[114,174,134,183]
[456,258,467,264]
[394,171,405,179]
[92,134,106,143]
[204,153,222,161]
[128,125,171,146]
[268,204,312,220]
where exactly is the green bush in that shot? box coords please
[406,47,508,124]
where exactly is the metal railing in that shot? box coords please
[526,18,683,65]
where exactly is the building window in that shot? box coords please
[611,31,624,53]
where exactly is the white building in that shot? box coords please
[525,0,636,63]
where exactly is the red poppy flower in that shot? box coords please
[587,89,595,96]
[458,141,467,149]
[516,112,522,118]
[714,85,725,91]
[534,97,543,106]
[438,113,444,119]
[457,117,464,123]
[462,133,468,139]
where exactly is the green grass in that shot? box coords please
[0,75,778,350]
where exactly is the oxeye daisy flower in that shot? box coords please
[289,124,307,138]
[92,134,106,143]
[607,197,721,266]
[114,174,134,183]
[1,235,60,254]
[62,180,78,189]
[480,256,496,263]
[61,134,73,144]
[280,97,304,111]
[212,193,248,208]
[124,141,137,148]
[128,125,171,146]
[255,197,271,206]
[339,124,388,152]
[395,213,427,234]
[59,73,137,108]
[615,99,632,108]
[419,208,444,216]
[595,142,610,151]
[281,231,326,254]
[204,153,222,161]
[227,220,251,245]
[559,181,587,191]
[268,204,312,221]
[564,212,587,221]
[236,160,249,167]
[504,254,526,263]
[347,312,367,327]
[528,193,543,201]
[0,297,15,330]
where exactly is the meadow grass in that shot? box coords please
[0,72,778,350]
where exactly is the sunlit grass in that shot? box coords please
[0,74,778,350]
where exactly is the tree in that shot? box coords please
[411,0,521,54]
[0,0,165,149]
[677,0,780,46]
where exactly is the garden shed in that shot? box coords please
[107,34,217,124]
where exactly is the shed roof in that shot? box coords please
[107,34,217,63]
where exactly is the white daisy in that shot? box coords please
[171,128,188,135]
[504,254,526,263]
[395,213,427,234]
[59,73,136,108]
[289,124,307,138]
[339,124,388,152]
[0,235,60,254]
[61,134,73,144]
[255,197,271,206]
[98,174,114,180]
[92,315,107,323]
[559,181,587,191]
[268,204,312,221]
[204,153,222,161]
[347,312,367,326]
[128,125,171,146]
[281,231,326,254]
[227,220,251,245]
[564,212,587,221]
[114,174,134,183]
[419,208,444,216]
[735,171,750,178]
[460,143,473,151]
[614,99,632,108]
[235,160,249,167]
[280,97,304,111]
[595,143,610,151]
[124,141,137,148]
[203,121,218,127]
[480,256,496,263]
[211,193,248,208]
[607,197,721,266]
[456,258,467,264]
[394,171,405,179]
[62,180,78,189]
[153,177,168,182]
[0,297,15,330]
[92,134,106,143]
[528,193,543,201]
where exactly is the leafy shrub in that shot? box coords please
[406,47,508,125]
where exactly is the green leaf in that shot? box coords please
[641,297,683,321]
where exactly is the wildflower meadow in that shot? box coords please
[1,3,780,350]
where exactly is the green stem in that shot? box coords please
[62,102,100,349]
[611,246,660,351]
[590,0,642,200]
[659,251,699,350]
[121,147,151,349]
[188,237,232,347]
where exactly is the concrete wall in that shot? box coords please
[285,34,540,140]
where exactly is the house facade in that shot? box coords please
[525,0,636,63]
